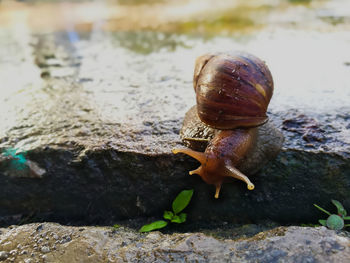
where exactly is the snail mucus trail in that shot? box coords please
[172,52,284,198]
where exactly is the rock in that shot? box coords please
[0,251,8,261]
[0,23,350,226]
[0,223,349,263]
[40,246,50,253]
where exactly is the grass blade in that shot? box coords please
[314,204,331,216]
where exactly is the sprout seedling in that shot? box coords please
[139,189,194,233]
[314,200,350,230]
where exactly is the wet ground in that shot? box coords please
[0,223,348,263]
[1,0,350,151]
[0,4,350,262]
[1,0,349,125]
[0,0,350,227]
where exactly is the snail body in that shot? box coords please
[173,52,283,198]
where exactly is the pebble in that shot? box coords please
[41,246,50,253]
[24,259,33,263]
[1,242,12,250]
[0,251,9,260]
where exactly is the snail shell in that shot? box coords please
[194,52,274,129]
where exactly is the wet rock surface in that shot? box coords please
[1,0,350,227]
[0,223,349,263]
[0,26,350,226]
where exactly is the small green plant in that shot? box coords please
[139,189,194,233]
[314,200,350,230]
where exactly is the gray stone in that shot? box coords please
[40,246,50,253]
[0,21,349,226]
[0,251,8,261]
[0,223,349,263]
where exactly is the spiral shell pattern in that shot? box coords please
[194,52,274,129]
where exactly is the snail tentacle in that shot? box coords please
[215,183,222,199]
[172,148,206,165]
[224,160,255,190]
[189,166,202,176]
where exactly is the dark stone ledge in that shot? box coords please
[0,32,349,226]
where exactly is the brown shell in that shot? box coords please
[194,52,274,129]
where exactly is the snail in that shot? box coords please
[172,52,284,198]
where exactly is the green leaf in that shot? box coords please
[345,224,350,227]
[314,204,331,216]
[343,216,350,220]
[326,215,344,230]
[171,215,181,223]
[113,224,120,229]
[318,219,327,226]
[172,189,194,215]
[179,212,187,223]
[331,200,347,217]
[139,220,168,233]
[163,211,174,220]
[171,213,187,224]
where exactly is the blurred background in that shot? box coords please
[0,0,349,36]
[0,0,349,113]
